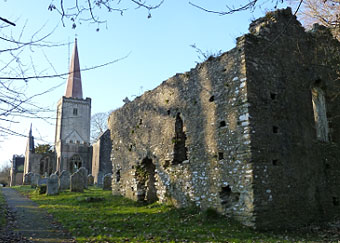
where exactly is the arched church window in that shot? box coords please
[69,154,82,173]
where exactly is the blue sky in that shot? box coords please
[0,0,290,169]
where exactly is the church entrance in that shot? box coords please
[69,154,82,174]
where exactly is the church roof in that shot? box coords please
[65,38,83,99]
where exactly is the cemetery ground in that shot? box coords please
[0,187,339,242]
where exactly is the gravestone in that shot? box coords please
[38,178,48,186]
[23,172,34,185]
[97,172,104,187]
[78,167,88,189]
[31,173,41,188]
[70,171,84,192]
[47,174,59,195]
[88,174,94,186]
[59,170,71,190]
[103,173,112,191]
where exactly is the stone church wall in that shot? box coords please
[108,8,340,229]
[109,37,255,226]
[243,9,340,229]
[92,129,112,185]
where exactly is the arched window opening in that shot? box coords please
[172,113,187,165]
[69,154,82,174]
[312,86,329,142]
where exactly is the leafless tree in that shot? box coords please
[47,0,165,29]
[294,0,340,40]
[91,111,111,143]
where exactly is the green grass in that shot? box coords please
[0,189,6,226]
[13,186,317,242]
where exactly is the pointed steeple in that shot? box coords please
[65,38,83,99]
[28,124,35,152]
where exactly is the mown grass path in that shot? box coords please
[1,187,75,243]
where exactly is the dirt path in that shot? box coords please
[0,187,75,243]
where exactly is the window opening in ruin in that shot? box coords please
[218,152,224,160]
[116,169,121,182]
[135,157,158,203]
[219,186,240,208]
[270,93,277,100]
[209,95,215,102]
[69,154,82,174]
[272,159,278,166]
[333,197,339,206]
[219,121,226,127]
[73,108,78,116]
[273,126,279,134]
[172,113,188,165]
[312,87,329,142]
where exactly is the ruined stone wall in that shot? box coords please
[108,8,340,229]
[244,8,340,229]
[109,39,256,226]
[92,130,112,184]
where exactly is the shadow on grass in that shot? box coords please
[13,186,318,243]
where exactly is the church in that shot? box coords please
[21,39,92,181]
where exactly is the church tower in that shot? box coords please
[55,39,92,173]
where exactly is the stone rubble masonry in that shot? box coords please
[107,8,340,229]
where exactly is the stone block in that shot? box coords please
[87,174,94,186]
[30,173,41,188]
[59,170,71,190]
[38,178,48,186]
[78,167,88,189]
[47,174,59,195]
[70,171,84,192]
[103,173,112,191]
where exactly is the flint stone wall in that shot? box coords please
[108,19,253,225]
[108,8,340,229]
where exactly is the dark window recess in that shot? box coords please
[273,126,279,134]
[270,93,277,100]
[167,109,171,115]
[272,159,278,166]
[333,197,339,206]
[209,96,215,102]
[218,152,224,160]
[73,108,78,116]
[116,169,121,182]
[219,186,240,208]
[172,113,188,165]
[219,121,226,127]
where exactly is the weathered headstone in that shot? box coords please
[70,171,84,192]
[103,173,112,191]
[23,172,34,185]
[38,178,48,186]
[59,170,71,190]
[97,172,104,186]
[31,173,41,188]
[87,174,94,186]
[47,174,59,195]
[78,167,88,189]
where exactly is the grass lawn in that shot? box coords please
[0,188,5,227]
[13,186,318,242]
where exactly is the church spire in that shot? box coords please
[27,124,35,152]
[65,38,83,99]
